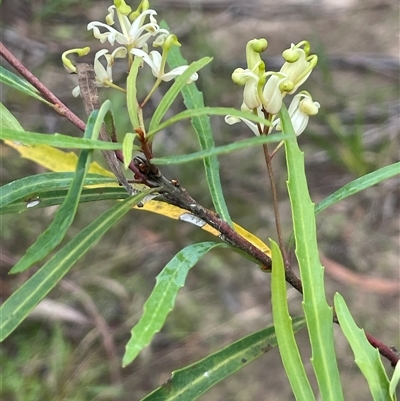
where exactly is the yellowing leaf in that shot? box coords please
[234,224,271,256]
[5,140,113,177]
[3,140,271,258]
[137,200,271,256]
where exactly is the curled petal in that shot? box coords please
[261,73,287,114]
[275,93,320,136]
[246,38,268,70]
[243,77,261,109]
[280,43,317,94]
[225,115,241,125]
[94,49,113,86]
[131,48,161,77]
[162,66,198,83]
[110,46,128,60]
[72,85,81,98]
[87,22,122,45]
[88,8,162,48]
[232,68,261,110]
[105,5,116,25]
[225,114,261,136]
[131,49,197,82]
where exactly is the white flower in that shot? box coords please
[71,47,127,97]
[274,92,320,136]
[87,7,167,49]
[94,47,127,86]
[280,42,317,94]
[226,93,319,138]
[131,49,198,83]
[232,67,261,110]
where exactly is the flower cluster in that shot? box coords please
[225,39,319,139]
[62,0,198,98]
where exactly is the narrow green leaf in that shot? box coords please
[0,173,115,208]
[164,31,232,226]
[126,57,142,129]
[270,239,316,401]
[389,362,400,400]
[334,293,391,401]
[315,162,400,215]
[151,134,285,165]
[146,107,272,140]
[0,102,25,130]
[149,57,213,133]
[281,104,344,401]
[10,109,102,274]
[123,242,230,367]
[1,187,129,214]
[122,133,139,169]
[92,99,114,137]
[0,66,50,104]
[0,190,154,341]
[141,318,306,401]
[0,127,123,150]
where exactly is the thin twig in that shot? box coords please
[0,41,86,132]
[0,42,148,183]
[262,143,288,262]
[262,143,303,291]
[365,332,399,367]
[259,108,295,284]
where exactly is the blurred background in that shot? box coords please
[1,0,399,400]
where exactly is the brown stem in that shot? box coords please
[132,156,304,292]
[262,143,288,263]
[0,44,147,182]
[0,42,86,132]
[365,332,399,367]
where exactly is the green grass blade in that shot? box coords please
[141,317,306,401]
[0,127,123,150]
[163,28,232,226]
[315,162,400,215]
[146,107,272,140]
[149,57,212,132]
[0,173,115,208]
[151,134,285,165]
[122,242,230,367]
[270,239,316,401]
[281,104,344,401]
[0,190,154,342]
[9,109,102,274]
[334,293,392,401]
[0,66,50,104]
[1,187,129,214]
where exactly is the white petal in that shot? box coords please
[87,22,125,45]
[162,66,198,83]
[262,74,286,114]
[72,85,81,97]
[225,115,241,125]
[225,114,260,136]
[93,49,111,84]
[111,46,128,59]
[131,49,161,77]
